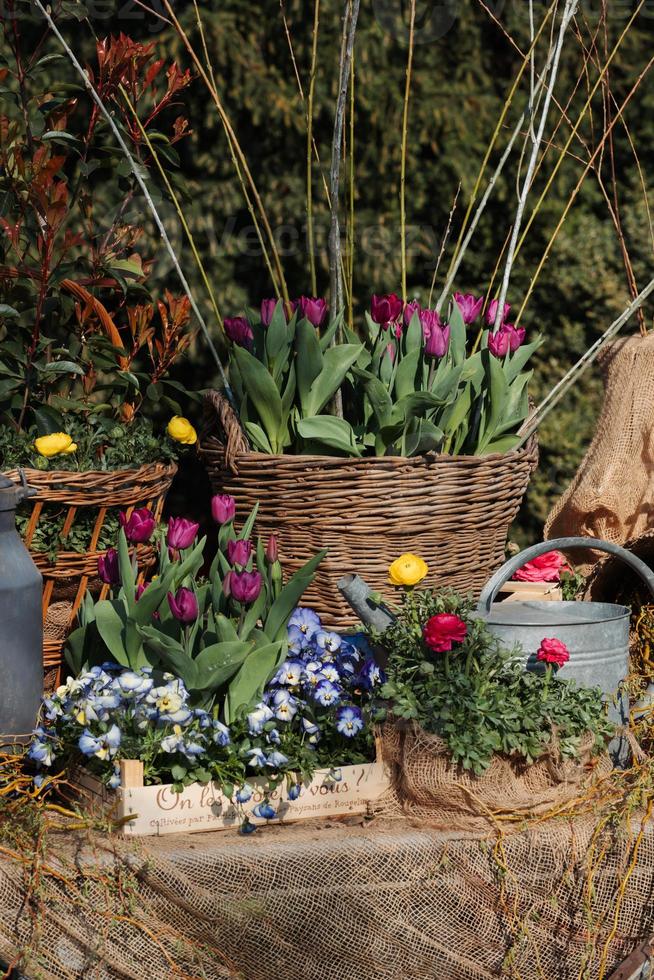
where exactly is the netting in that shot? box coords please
[546,333,654,567]
[0,805,653,980]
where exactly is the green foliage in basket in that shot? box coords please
[373,589,613,774]
[228,296,541,458]
[66,502,325,722]
[15,508,121,562]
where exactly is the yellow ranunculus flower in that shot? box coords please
[388,553,429,586]
[167,416,197,445]
[34,432,76,457]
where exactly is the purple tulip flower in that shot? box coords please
[167,516,199,551]
[486,299,511,327]
[119,507,156,544]
[419,309,450,358]
[487,324,525,358]
[454,292,484,325]
[98,548,119,585]
[224,570,262,605]
[370,293,403,328]
[265,534,278,563]
[298,296,328,328]
[168,587,199,624]
[227,538,252,567]
[260,298,277,327]
[403,299,422,327]
[211,494,236,525]
[224,316,254,350]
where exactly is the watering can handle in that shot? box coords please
[477,536,654,614]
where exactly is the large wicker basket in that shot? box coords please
[5,463,177,683]
[200,392,538,627]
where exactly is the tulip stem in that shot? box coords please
[306,0,320,298]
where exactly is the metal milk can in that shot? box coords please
[0,470,43,736]
[477,536,654,727]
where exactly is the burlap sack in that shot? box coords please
[546,333,654,568]
[378,721,612,832]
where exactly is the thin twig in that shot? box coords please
[428,184,459,308]
[33,0,232,401]
[306,0,320,295]
[494,0,579,329]
[400,0,416,303]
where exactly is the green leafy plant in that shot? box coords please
[373,589,613,774]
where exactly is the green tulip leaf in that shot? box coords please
[224,641,285,723]
[264,549,326,640]
[296,415,361,456]
[448,302,467,364]
[232,345,284,452]
[296,319,324,416]
[394,347,420,400]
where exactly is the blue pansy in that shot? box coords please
[267,728,281,745]
[273,659,304,687]
[271,688,298,722]
[235,784,253,804]
[358,658,386,690]
[287,782,302,801]
[213,720,231,746]
[33,773,45,788]
[252,801,276,820]
[320,664,341,684]
[301,717,320,736]
[246,746,268,768]
[108,765,121,790]
[195,709,213,730]
[28,729,55,767]
[315,630,342,656]
[266,750,289,769]
[247,702,274,735]
[114,670,153,698]
[313,679,341,707]
[78,724,121,761]
[336,704,364,737]
[240,819,257,835]
[289,607,321,639]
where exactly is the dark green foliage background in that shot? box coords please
[6,0,654,542]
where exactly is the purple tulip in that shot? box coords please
[227,538,252,567]
[487,323,525,359]
[419,309,450,358]
[260,298,277,327]
[265,534,278,563]
[370,293,403,328]
[486,299,511,327]
[224,570,262,605]
[120,507,156,544]
[168,587,199,624]
[454,293,484,325]
[224,316,254,350]
[167,516,199,551]
[298,296,328,328]
[403,299,421,327]
[98,548,119,585]
[211,494,236,525]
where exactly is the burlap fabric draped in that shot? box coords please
[546,334,654,565]
[0,808,653,979]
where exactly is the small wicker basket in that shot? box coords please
[200,391,538,628]
[5,462,177,682]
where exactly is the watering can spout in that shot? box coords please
[337,574,396,633]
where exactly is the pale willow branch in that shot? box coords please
[494,0,579,330]
[517,276,654,448]
[33,0,234,402]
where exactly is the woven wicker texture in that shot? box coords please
[0,813,653,979]
[201,392,538,627]
[377,721,613,832]
[546,334,654,569]
[4,463,176,679]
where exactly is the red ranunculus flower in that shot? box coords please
[513,551,570,583]
[536,637,570,669]
[423,613,468,653]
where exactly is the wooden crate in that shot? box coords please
[498,581,563,603]
[74,759,390,837]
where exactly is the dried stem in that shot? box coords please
[33,0,232,401]
[494,0,580,330]
[428,184,460,308]
[400,0,416,303]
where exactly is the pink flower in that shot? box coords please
[211,494,236,525]
[298,296,328,328]
[265,535,278,563]
[260,298,277,327]
[403,299,422,326]
[513,551,570,583]
[487,324,525,358]
[486,299,511,326]
[420,309,450,358]
[167,587,199,624]
[98,548,119,585]
[119,507,156,544]
[454,293,483,325]
[167,516,199,551]
[224,316,254,350]
[536,637,570,669]
[227,538,252,567]
[423,613,468,653]
[223,569,262,604]
[370,293,403,328]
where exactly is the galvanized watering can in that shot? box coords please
[477,536,654,728]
